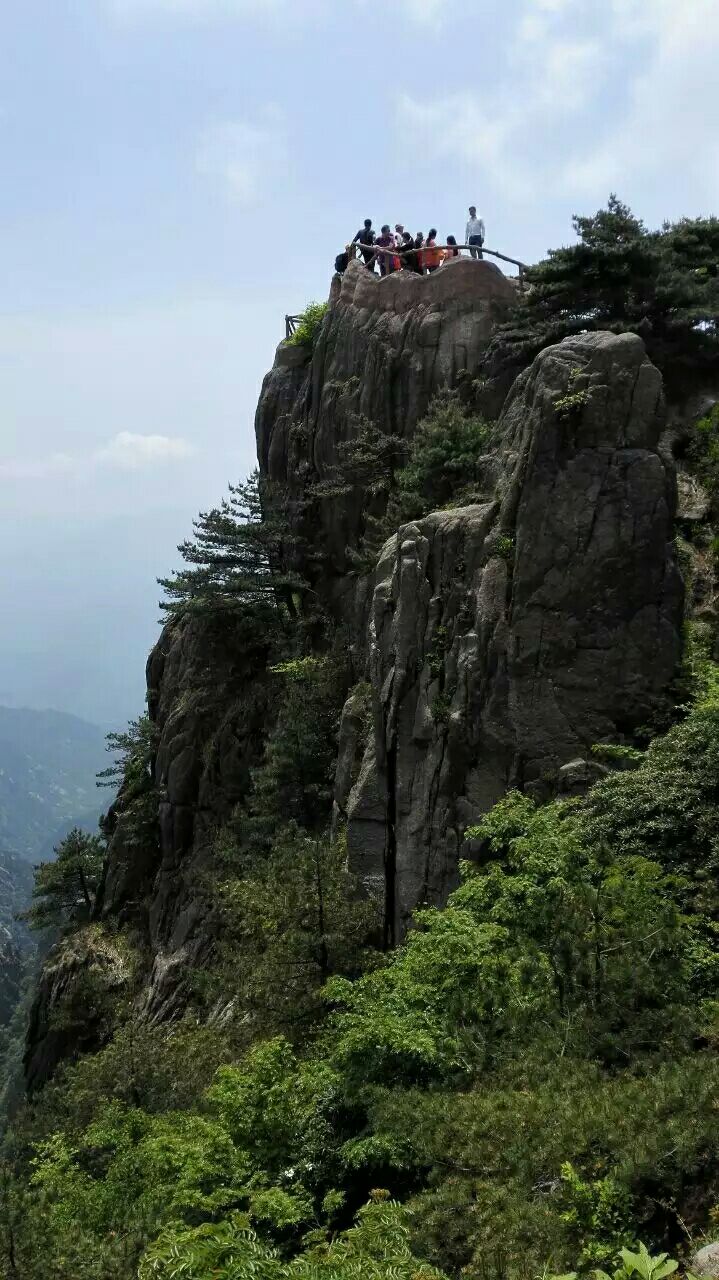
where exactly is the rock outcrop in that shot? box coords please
[24,265,687,1082]
[102,611,273,1024]
[344,332,683,939]
[24,927,132,1094]
[256,258,516,603]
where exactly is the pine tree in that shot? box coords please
[158,470,304,621]
[238,655,346,853]
[496,196,719,388]
[97,714,155,795]
[23,828,105,931]
[214,824,380,1037]
[310,416,406,505]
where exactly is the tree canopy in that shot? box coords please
[23,828,105,931]
[500,196,719,390]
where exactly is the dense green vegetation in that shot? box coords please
[2,199,719,1278]
[497,196,719,392]
[3,676,719,1278]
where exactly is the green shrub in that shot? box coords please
[688,403,719,496]
[287,302,328,347]
[395,393,491,515]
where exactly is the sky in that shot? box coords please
[1,0,718,727]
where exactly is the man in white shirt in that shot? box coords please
[465,206,485,259]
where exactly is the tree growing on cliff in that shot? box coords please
[158,470,303,623]
[213,825,380,1038]
[23,828,105,931]
[97,714,155,796]
[502,196,719,388]
[240,654,347,851]
[346,393,493,571]
[310,416,406,507]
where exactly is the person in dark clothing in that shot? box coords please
[335,249,350,274]
[412,232,425,274]
[400,230,414,270]
[352,218,376,269]
[375,225,394,276]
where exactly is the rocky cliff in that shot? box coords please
[24,259,687,1086]
[342,331,682,938]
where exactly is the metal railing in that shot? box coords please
[350,239,528,282]
[285,244,527,337]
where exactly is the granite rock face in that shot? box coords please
[256,259,516,601]
[345,332,684,939]
[24,270,687,1083]
[24,929,132,1094]
[108,612,271,1024]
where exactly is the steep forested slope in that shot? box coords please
[3,202,719,1280]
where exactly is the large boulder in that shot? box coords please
[693,1244,719,1279]
[345,332,684,940]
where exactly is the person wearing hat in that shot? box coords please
[465,206,485,259]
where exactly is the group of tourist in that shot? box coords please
[336,207,486,277]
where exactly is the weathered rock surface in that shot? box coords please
[677,469,710,521]
[345,332,683,939]
[24,273,687,1083]
[24,928,131,1094]
[693,1244,719,1279]
[106,611,272,1024]
[256,259,516,601]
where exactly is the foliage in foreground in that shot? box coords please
[5,688,719,1278]
[140,1195,447,1280]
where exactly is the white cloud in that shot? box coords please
[396,0,719,215]
[97,432,195,469]
[196,111,287,204]
[0,433,195,484]
[396,0,606,201]
[396,91,510,171]
[565,0,719,208]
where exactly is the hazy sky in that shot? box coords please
[1,0,718,727]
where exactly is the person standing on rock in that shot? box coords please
[375,225,395,277]
[352,219,376,270]
[465,206,485,259]
[412,232,425,274]
[424,229,442,274]
[400,231,414,270]
[443,234,460,263]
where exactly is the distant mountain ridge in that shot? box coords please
[0,706,107,863]
[0,707,108,1035]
